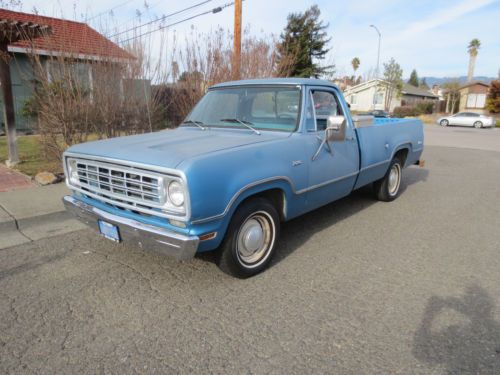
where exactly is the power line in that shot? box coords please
[108,0,214,39]
[118,2,235,44]
[86,0,136,22]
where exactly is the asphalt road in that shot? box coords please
[1,127,500,374]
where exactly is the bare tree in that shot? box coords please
[442,81,461,114]
[380,58,403,111]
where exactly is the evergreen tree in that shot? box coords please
[420,77,429,89]
[276,5,333,78]
[408,69,419,87]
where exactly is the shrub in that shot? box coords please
[393,106,418,118]
[393,100,435,118]
[415,100,435,114]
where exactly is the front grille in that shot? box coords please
[68,157,178,217]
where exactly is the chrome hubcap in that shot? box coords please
[236,212,275,267]
[388,164,401,196]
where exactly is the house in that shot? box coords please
[343,79,438,112]
[457,81,490,114]
[0,9,134,132]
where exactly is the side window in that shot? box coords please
[311,90,343,131]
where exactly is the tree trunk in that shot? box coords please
[467,54,476,82]
[0,43,19,166]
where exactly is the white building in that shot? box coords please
[343,79,438,112]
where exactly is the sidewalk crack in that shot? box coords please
[0,202,33,242]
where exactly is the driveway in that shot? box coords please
[1,141,500,373]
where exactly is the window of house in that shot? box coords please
[374,92,384,105]
[466,93,486,108]
[350,94,357,105]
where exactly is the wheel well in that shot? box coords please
[238,188,286,222]
[394,148,409,167]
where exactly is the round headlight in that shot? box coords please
[168,180,185,207]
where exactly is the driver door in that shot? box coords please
[303,87,359,209]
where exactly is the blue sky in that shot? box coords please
[17,0,500,78]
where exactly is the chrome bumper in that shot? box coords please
[63,195,199,260]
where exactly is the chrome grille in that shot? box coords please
[68,157,172,215]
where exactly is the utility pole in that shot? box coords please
[233,0,242,80]
[370,24,381,79]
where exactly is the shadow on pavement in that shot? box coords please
[271,165,429,264]
[198,166,429,267]
[413,284,500,374]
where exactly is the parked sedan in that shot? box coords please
[370,110,391,118]
[437,112,495,128]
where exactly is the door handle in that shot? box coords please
[346,135,355,141]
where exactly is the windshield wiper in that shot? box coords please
[219,118,261,135]
[181,119,206,130]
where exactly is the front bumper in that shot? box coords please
[63,195,199,260]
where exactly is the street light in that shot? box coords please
[370,24,381,78]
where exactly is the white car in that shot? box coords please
[437,112,495,128]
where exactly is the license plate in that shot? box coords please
[98,220,121,242]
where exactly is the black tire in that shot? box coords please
[440,119,449,127]
[474,121,483,129]
[216,197,280,278]
[373,157,403,202]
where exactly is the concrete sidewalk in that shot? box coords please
[0,183,86,249]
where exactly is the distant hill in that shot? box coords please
[420,76,496,86]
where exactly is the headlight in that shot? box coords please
[67,159,79,185]
[168,180,185,207]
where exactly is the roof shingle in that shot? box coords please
[0,8,133,60]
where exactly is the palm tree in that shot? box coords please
[467,39,481,82]
[351,57,360,75]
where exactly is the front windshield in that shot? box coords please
[184,86,301,132]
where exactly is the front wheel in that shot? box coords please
[474,121,483,129]
[373,157,403,202]
[440,119,449,127]
[216,198,280,278]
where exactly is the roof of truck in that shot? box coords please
[210,78,338,89]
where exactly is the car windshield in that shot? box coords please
[184,86,301,132]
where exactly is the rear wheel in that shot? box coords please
[440,119,449,127]
[373,157,403,202]
[474,121,483,129]
[216,198,280,278]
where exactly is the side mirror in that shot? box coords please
[326,115,346,142]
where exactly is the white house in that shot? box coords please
[343,79,438,112]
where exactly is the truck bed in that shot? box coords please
[353,117,424,189]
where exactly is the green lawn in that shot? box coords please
[0,135,62,177]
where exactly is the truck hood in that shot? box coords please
[66,127,290,168]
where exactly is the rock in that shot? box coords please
[35,171,58,185]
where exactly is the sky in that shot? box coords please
[10,0,500,79]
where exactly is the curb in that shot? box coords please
[0,208,70,236]
[0,216,16,233]
[16,210,75,231]
[0,208,86,249]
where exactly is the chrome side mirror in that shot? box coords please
[326,115,346,142]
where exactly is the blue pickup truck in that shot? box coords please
[63,78,424,277]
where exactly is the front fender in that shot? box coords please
[188,178,298,252]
